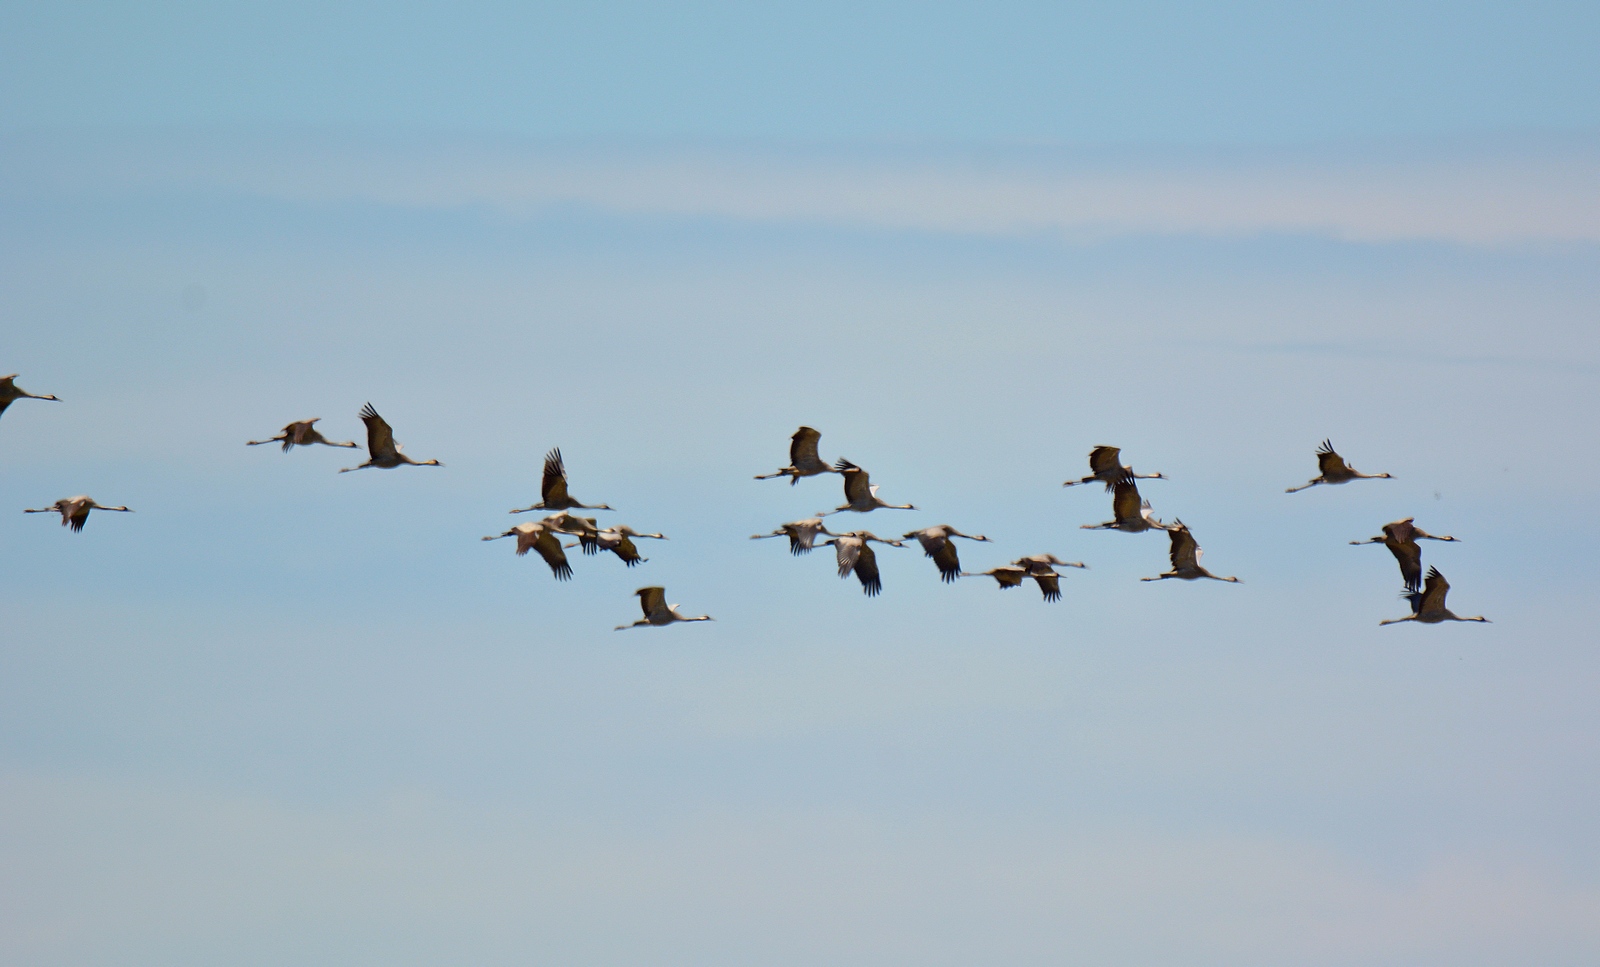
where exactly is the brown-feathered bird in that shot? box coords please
[0,374,60,423]
[755,426,839,485]
[1286,439,1392,493]
[1351,517,1458,592]
[615,587,713,629]
[511,448,613,514]
[904,525,992,582]
[1079,479,1169,533]
[1140,520,1240,583]
[24,495,132,532]
[819,459,916,516]
[963,565,1028,589]
[1380,567,1488,625]
[338,404,442,472]
[247,418,358,452]
[751,518,838,555]
[568,525,666,567]
[1062,445,1166,491]
[482,521,573,580]
[822,531,903,596]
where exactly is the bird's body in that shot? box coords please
[529,512,603,556]
[1062,445,1166,491]
[822,531,903,596]
[751,518,838,555]
[819,459,916,516]
[1013,553,1087,574]
[963,565,1028,589]
[1286,439,1392,493]
[0,374,60,423]
[1351,517,1458,592]
[511,448,613,514]
[1141,520,1240,583]
[615,586,713,629]
[338,404,442,472]
[247,418,358,452]
[1380,567,1488,625]
[962,564,1062,600]
[24,495,132,532]
[574,525,666,567]
[1080,480,1169,533]
[904,525,992,582]
[755,426,838,485]
[482,521,573,580]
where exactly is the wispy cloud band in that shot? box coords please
[5,133,1600,245]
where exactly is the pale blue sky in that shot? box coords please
[2,4,1599,965]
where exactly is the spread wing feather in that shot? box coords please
[541,448,570,505]
[359,403,396,458]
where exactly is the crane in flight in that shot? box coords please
[1140,520,1240,583]
[903,525,992,582]
[1079,480,1170,534]
[247,418,358,451]
[1351,517,1458,592]
[567,525,666,567]
[822,531,904,596]
[1380,568,1488,625]
[482,521,573,580]
[1062,446,1166,491]
[338,404,442,472]
[511,448,613,513]
[24,496,132,532]
[755,426,839,485]
[615,587,714,629]
[751,518,838,555]
[819,459,916,516]
[1286,439,1392,493]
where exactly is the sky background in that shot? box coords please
[2,3,1599,965]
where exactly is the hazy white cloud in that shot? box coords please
[6,135,1600,245]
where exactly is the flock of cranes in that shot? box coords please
[5,372,1489,629]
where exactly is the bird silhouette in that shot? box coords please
[755,426,839,485]
[338,404,442,472]
[1380,568,1488,625]
[615,587,713,629]
[24,496,132,532]
[1286,439,1392,493]
[247,418,358,451]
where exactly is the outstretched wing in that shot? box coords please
[1419,567,1450,612]
[358,403,396,458]
[833,537,863,577]
[790,426,825,471]
[1389,539,1423,593]
[930,540,961,582]
[533,530,573,580]
[853,543,882,596]
[1088,446,1121,475]
[637,586,669,619]
[836,459,872,504]
[1168,523,1200,570]
[1032,572,1062,602]
[541,448,570,505]
[988,566,1026,588]
[1111,479,1141,522]
[1316,439,1349,477]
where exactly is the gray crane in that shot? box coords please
[338,404,442,472]
[1351,517,1458,592]
[615,587,714,629]
[1286,439,1392,493]
[1380,568,1489,625]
